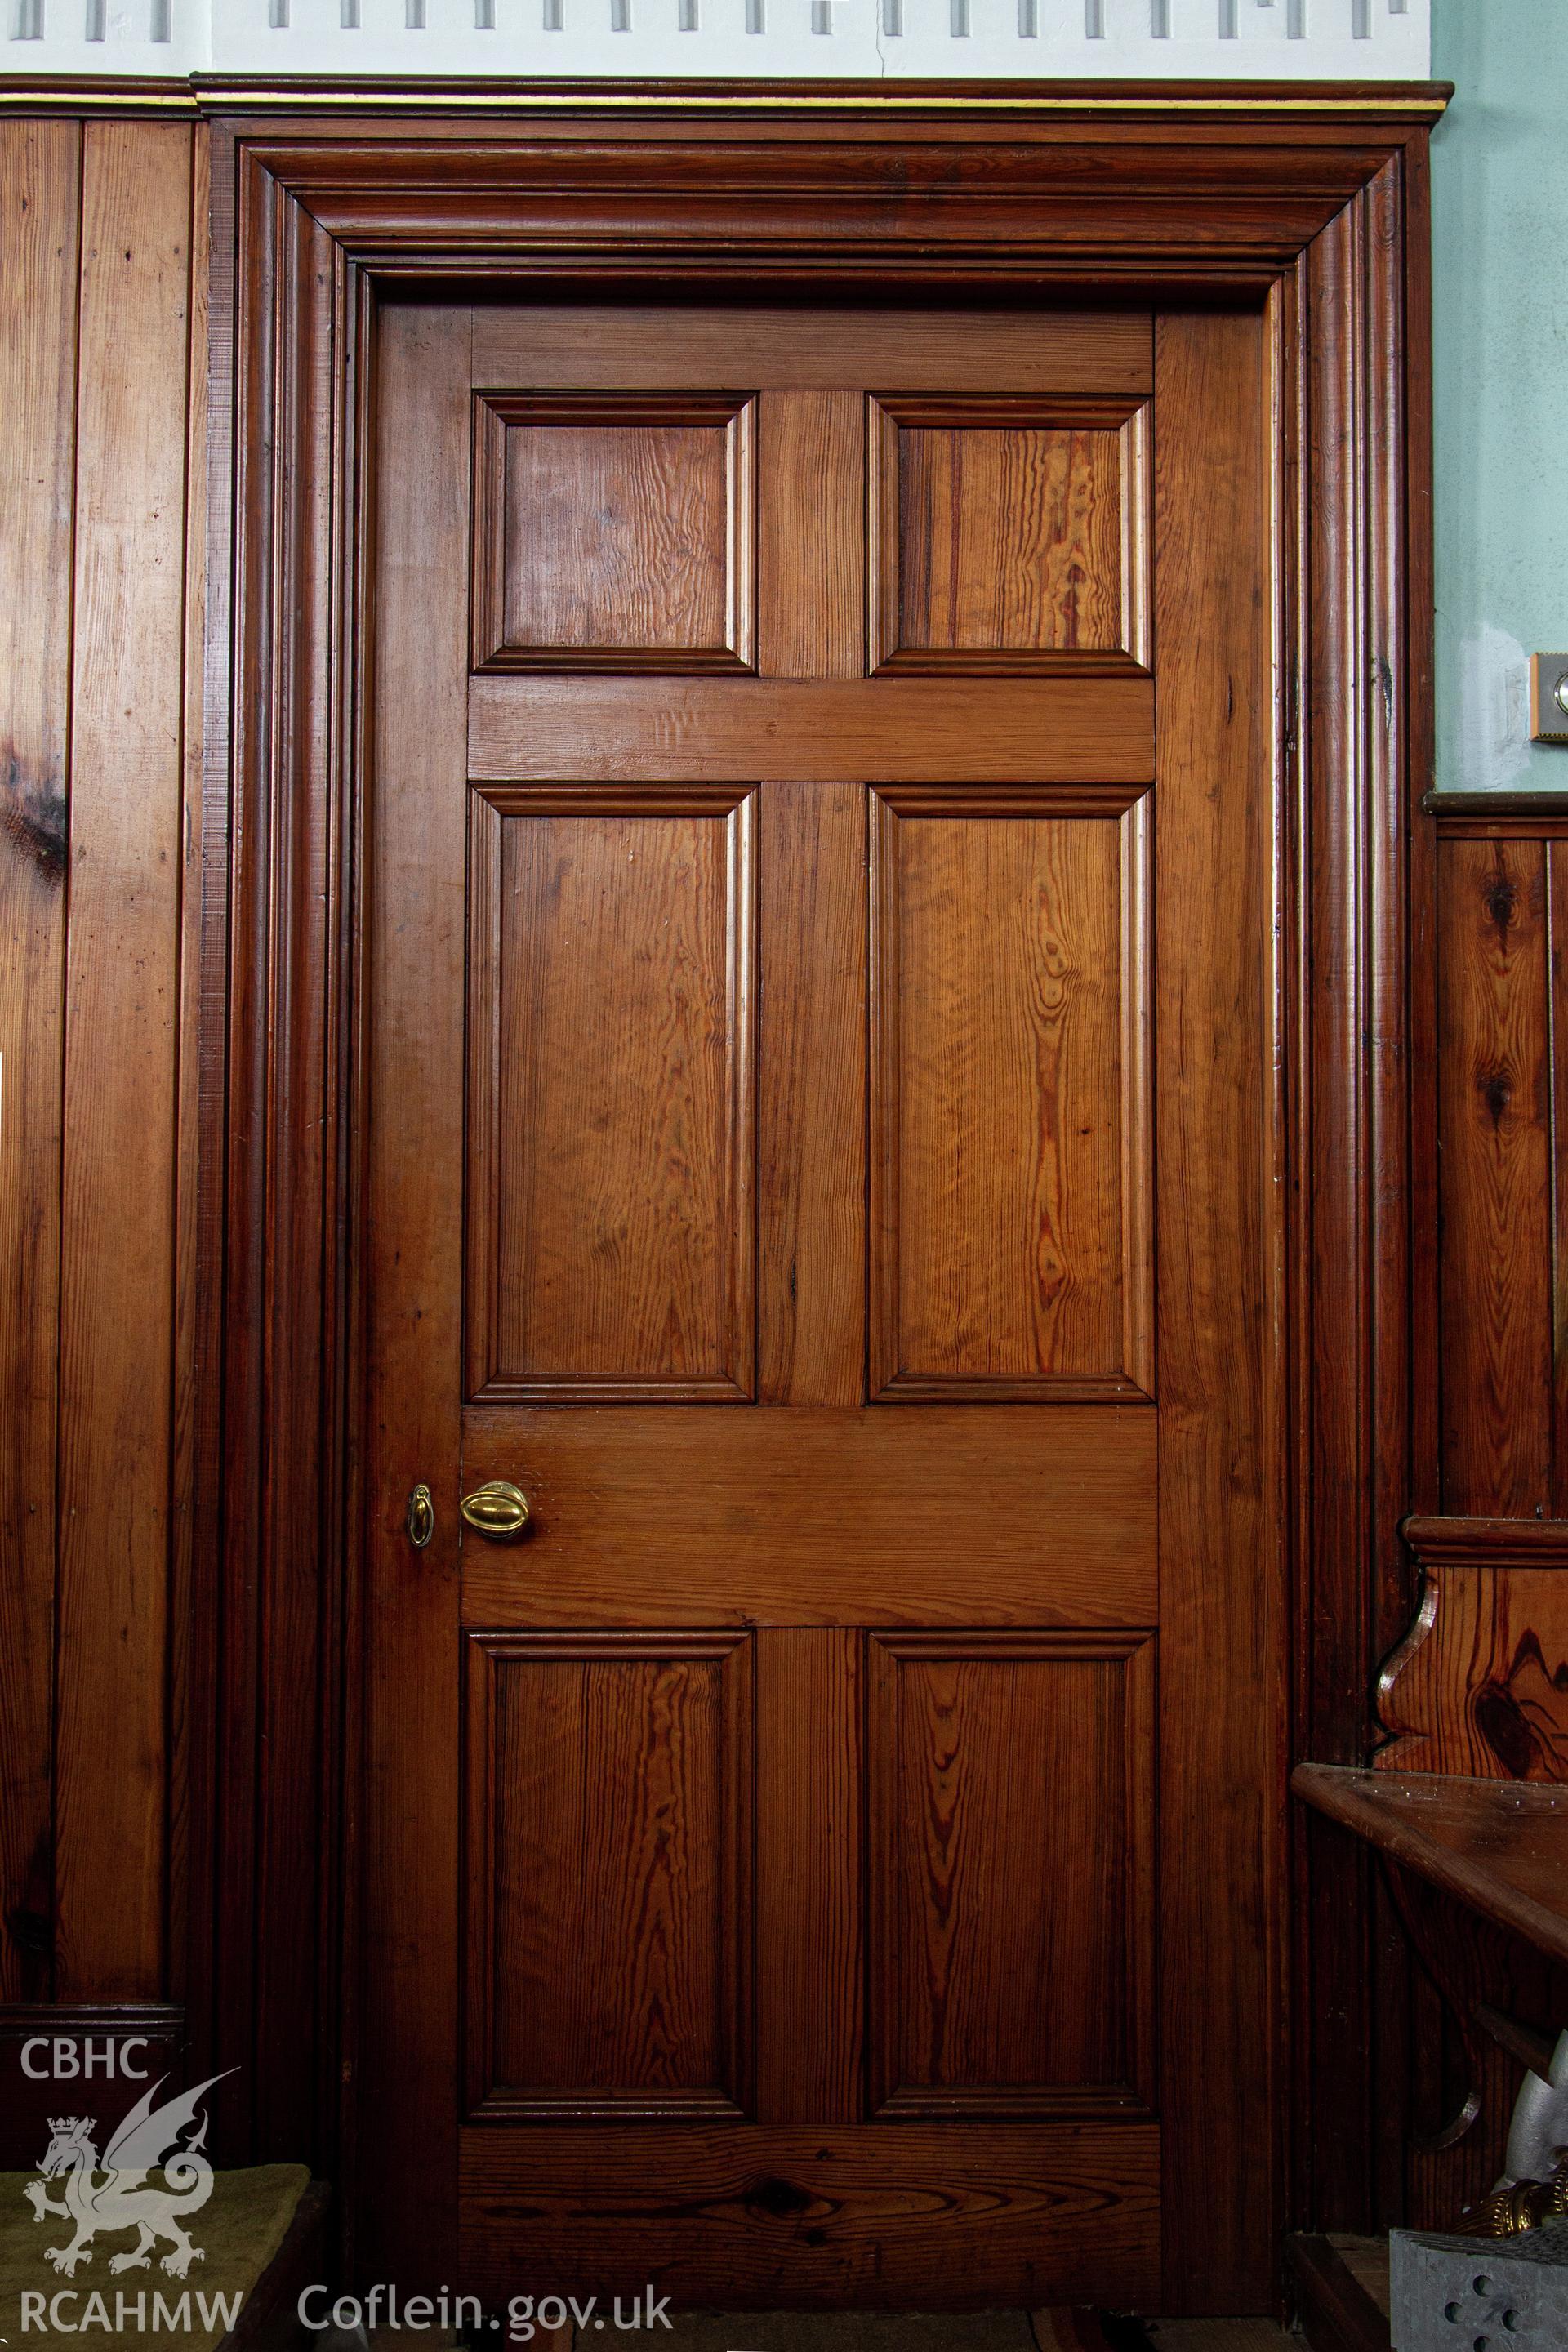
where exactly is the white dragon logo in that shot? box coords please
[24,2072,234,2281]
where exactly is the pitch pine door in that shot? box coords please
[361,296,1284,2314]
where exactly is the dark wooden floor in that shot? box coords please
[372,2313,1295,2352]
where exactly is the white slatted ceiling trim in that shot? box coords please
[7,0,1430,91]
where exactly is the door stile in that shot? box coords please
[359,299,474,2287]
[1151,308,1289,2312]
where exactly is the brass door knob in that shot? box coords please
[460,1480,531,1541]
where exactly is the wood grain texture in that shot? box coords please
[471,304,1154,398]
[459,1403,1157,1629]
[458,2121,1161,2310]
[1378,1520,1568,1780]
[55,121,194,2002]
[207,117,263,2157]
[0,118,78,2003]
[870,790,1152,1401]
[758,392,864,679]
[755,782,866,1406]
[1294,1764,1568,1972]
[211,94,1436,2278]
[1424,793,1568,840]
[1550,843,1568,1518]
[233,171,347,2167]
[359,299,472,2283]
[472,391,754,673]
[1392,1864,1568,2233]
[466,1630,752,2119]
[1378,1567,1568,1780]
[468,675,1154,785]
[1395,131,1446,2252]
[1290,167,1420,2246]
[1401,1516,1568,1571]
[1285,2234,1392,2352]
[278,103,1428,297]
[1437,838,1553,1515]
[167,117,209,2028]
[411,288,1272,2311]
[867,1633,1155,2117]
[754,1628,862,2123]
[466,786,755,1401]
[1153,309,1284,2310]
[871,398,1147,674]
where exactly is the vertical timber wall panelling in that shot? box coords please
[0,118,203,2011]
[1401,818,1568,2233]
[1437,836,1565,1515]
[0,120,78,2004]
[56,119,194,2000]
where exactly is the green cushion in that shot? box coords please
[0,2164,310,2352]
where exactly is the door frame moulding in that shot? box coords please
[194,78,1446,2285]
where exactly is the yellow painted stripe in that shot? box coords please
[0,78,1449,119]
[0,85,200,109]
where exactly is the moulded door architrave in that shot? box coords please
[201,84,1443,2319]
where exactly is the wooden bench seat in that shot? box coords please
[1293,1762,1568,1968]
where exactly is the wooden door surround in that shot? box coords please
[198,81,1446,2316]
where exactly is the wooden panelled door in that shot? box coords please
[362,294,1283,2315]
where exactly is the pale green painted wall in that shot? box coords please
[1432,0,1568,791]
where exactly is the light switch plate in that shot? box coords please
[1531,653,1568,744]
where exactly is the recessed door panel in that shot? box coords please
[871,787,1152,1401]
[867,1632,1156,2117]
[868,394,1151,674]
[471,391,755,673]
[466,785,755,1401]
[464,1631,753,2120]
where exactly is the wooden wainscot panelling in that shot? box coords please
[868,783,1152,1403]
[1379,1518,1568,1780]
[867,394,1152,676]
[55,118,195,2005]
[0,2004,185,2169]
[866,1632,1156,2119]
[0,117,79,2006]
[465,782,755,1404]
[2,114,202,2016]
[470,391,755,675]
[1436,833,1565,1516]
[463,1631,753,2122]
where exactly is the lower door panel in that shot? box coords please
[458,2124,1161,2309]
